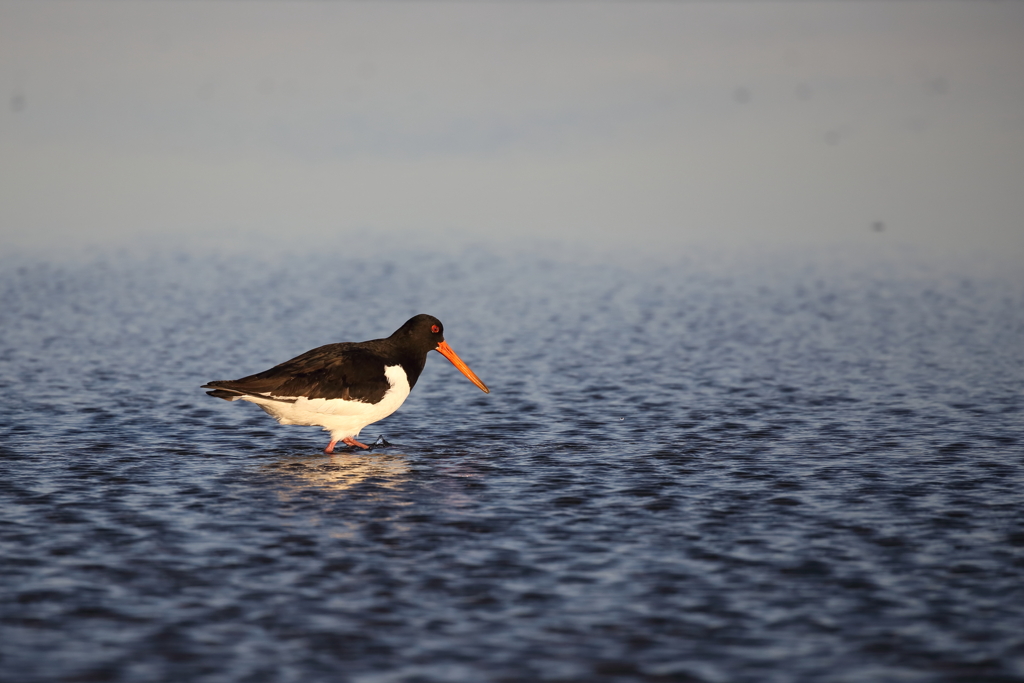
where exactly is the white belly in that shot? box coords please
[239,365,411,440]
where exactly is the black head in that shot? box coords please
[390,313,489,393]
[391,314,445,352]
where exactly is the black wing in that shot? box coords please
[203,342,392,404]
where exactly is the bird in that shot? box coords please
[202,314,489,453]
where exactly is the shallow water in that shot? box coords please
[1,249,1023,683]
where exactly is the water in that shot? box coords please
[1,247,1023,683]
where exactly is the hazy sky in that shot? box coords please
[2,0,1023,260]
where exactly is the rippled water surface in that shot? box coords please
[2,249,1023,683]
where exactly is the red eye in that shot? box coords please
[431,324,440,334]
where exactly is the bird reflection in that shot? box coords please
[263,451,411,492]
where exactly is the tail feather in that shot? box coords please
[205,388,242,401]
[203,382,247,401]
[202,383,297,404]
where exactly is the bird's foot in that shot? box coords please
[326,436,389,453]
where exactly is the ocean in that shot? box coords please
[1,246,1022,682]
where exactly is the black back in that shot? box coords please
[203,314,446,403]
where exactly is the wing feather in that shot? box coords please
[204,342,392,403]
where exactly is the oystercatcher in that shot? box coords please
[202,314,489,452]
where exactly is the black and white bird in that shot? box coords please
[202,314,489,452]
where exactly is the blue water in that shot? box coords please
[1,248,1022,682]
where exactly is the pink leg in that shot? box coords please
[324,439,337,454]
[343,437,370,450]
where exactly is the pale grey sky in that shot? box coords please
[2,0,1023,261]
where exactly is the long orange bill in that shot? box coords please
[436,340,490,394]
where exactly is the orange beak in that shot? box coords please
[436,340,490,394]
